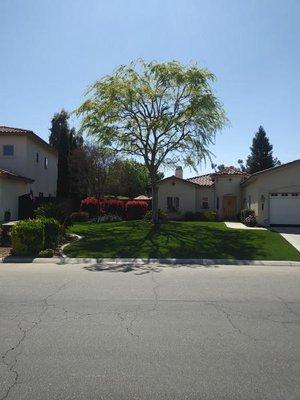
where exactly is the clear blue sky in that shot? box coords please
[1,0,299,177]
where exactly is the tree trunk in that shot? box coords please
[151,183,159,224]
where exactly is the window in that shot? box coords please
[3,145,14,156]
[39,192,44,198]
[202,197,209,209]
[36,152,39,163]
[292,193,299,197]
[167,196,179,211]
[248,195,251,208]
[44,157,48,169]
[281,193,288,196]
[216,197,219,210]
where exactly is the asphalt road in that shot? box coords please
[0,262,299,400]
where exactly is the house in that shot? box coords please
[0,126,58,221]
[157,160,300,226]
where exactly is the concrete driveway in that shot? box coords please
[0,262,299,400]
[274,226,300,252]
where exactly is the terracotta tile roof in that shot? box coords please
[212,166,247,176]
[0,168,34,183]
[186,174,215,186]
[0,126,57,155]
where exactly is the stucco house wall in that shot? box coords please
[157,178,197,213]
[0,129,58,197]
[0,135,27,174]
[25,137,57,197]
[213,175,244,218]
[195,186,214,211]
[0,177,29,221]
[241,161,300,225]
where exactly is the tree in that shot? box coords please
[246,126,280,174]
[76,60,227,223]
[49,110,83,198]
[107,159,151,198]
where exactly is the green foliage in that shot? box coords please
[70,212,89,222]
[49,109,83,198]
[38,249,54,258]
[34,203,64,221]
[246,126,280,173]
[107,159,151,198]
[144,210,167,222]
[202,210,217,221]
[11,220,45,256]
[183,211,217,221]
[38,218,62,249]
[76,59,227,223]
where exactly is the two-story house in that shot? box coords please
[0,126,58,221]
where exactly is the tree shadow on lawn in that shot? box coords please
[66,222,282,260]
[140,223,268,259]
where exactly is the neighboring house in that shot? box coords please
[157,160,300,226]
[0,126,58,221]
[0,169,34,221]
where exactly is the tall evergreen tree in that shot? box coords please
[49,110,82,198]
[246,126,280,174]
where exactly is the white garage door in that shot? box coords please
[270,193,300,225]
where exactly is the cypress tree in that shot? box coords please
[246,126,279,174]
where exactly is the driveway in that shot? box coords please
[0,262,299,400]
[274,226,300,252]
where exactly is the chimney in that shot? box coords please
[175,166,183,179]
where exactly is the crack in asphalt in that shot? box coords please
[209,302,264,342]
[0,283,68,400]
[116,270,161,340]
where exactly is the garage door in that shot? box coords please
[270,193,300,225]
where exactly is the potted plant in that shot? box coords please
[4,209,11,222]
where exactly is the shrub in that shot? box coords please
[38,249,54,258]
[34,203,63,221]
[101,199,125,217]
[126,201,149,220]
[81,197,126,218]
[202,210,217,221]
[144,210,167,222]
[70,212,89,222]
[81,197,99,217]
[240,209,255,223]
[183,211,205,221]
[38,218,62,249]
[244,214,257,227]
[12,220,44,256]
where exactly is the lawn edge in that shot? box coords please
[1,257,300,266]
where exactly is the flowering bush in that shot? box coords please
[126,201,149,220]
[81,197,100,217]
[244,214,256,227]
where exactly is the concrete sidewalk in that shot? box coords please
[274,227,300,252]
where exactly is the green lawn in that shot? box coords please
[65,221,300,260]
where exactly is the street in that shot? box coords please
[0,262,299,400]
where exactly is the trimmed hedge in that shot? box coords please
[11,218,63,256]
[38,218,62,249]
[126,201,149,220]
[80,197,149,220]
[12,220,45,256]
[183,210,218,222]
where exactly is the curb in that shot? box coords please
[0,257,299,266]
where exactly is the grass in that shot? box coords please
[65,221,300,261]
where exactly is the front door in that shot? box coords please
[223,195,237,219]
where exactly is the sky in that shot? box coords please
[1,0,299,178]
